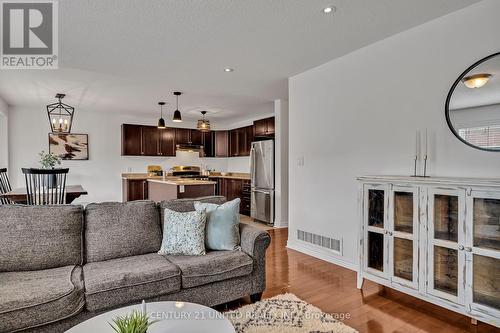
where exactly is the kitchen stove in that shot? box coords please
[169,166,209,180]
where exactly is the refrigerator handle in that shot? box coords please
[250,146,256,185]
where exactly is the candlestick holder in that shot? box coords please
[411,155,418,177]
[422,155,429,177]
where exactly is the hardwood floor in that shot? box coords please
[256,228,498,333]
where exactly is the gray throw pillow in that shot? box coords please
[158,208,207,256]
[194,198,241,251]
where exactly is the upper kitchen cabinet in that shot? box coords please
[122,124,143,155]
[122,124,175,156]
[142,126,160,156]
[175,128,203,145]
[253,117,275,137]
[190,130,203,145]
[230,126,253,157]
[214,131,229,157]
[159,127,176,156]
[175,128,191,144]
[202,131,214,157]
[229,129,239,157]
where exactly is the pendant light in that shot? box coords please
[46,93,75,133]
[172,91,182,123]
[197,111,211,132]
[157,102,166,129]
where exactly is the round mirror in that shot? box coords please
[446,52,500,151]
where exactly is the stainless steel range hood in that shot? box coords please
[176,144,204,153]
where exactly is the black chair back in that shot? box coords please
[21,168,69,205]
[0,168,12,204]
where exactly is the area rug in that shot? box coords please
[225,293,357,333]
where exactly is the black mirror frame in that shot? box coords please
[445,51,500,152]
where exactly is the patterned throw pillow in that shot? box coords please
[194,198,241,251]
[158,208,207,256]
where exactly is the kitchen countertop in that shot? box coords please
[122,173,250,180]
[147,179,216,186]
[208,173,251,180]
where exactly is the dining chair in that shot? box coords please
[0,168,12,204]
[21,168,69,205]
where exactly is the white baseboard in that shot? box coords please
[287,240,358,272]
[273,220,288,228]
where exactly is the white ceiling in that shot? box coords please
[0,0,481,123]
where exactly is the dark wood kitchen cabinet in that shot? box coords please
[226,178,244,201]
[159,127,176,156]
[229,129,239,157]
[202,131,214,157]
[190,130,203,146]
[212,177,251,215]
[122,179,148,201]
[142,126,159,156]
[229,126,253,157]
[253,117,275,137]
[175,128,203,145]
[175,128,191,144]
[121,124,143,155]
[122,124,175,156]
[240,125,254,156]
[214,131,229,157]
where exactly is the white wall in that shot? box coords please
[8,106,228,203]
[288,0,500,269]
[0,98,8,170]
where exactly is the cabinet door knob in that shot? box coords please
[458,245,465,251]
[465,247,472,252]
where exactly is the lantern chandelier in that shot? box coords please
[197,111,211,132]
[46,93,74,133]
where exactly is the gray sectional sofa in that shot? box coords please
[0,197,271,333]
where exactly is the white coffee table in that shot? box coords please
[66,301,235,333]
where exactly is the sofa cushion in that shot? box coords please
[164,250,253,288]
[158,208,207,256]
[84,201,162,262]
[195,198,241,251]
[0,205,84,271]
[0,265,85,332]
[160,196,226,217]
[83,253,181,311]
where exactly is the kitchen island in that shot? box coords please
[147,179,216,202]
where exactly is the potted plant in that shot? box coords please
[109,310,158,333]
[39,150,62,169]
[38,151,62,188]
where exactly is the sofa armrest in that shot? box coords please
[239,223,271,258]
[239,223,271,295]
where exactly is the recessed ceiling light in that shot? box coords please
[224,68,234,72]
[323,6,336,14]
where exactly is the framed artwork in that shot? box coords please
[49,133,89,160]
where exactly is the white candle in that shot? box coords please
[415,130,420,158]
[425,128,428,157]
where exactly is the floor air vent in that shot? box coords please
[297,230,342,253]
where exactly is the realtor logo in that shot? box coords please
[1,0,58,69]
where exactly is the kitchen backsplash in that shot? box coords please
[123,150,250,173]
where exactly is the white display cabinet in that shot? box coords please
[358,176,500,328]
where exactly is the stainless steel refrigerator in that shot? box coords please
[250,140,274,225]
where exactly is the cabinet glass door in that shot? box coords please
[427,188,466,304]
[465,191,500,318]
[389,186,419,289]
[364,185,388,278]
